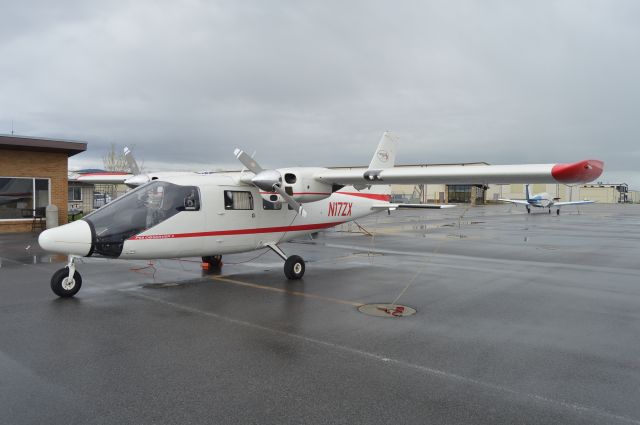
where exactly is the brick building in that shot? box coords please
[0,135,86,232]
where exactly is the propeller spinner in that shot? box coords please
[234,149,307,217]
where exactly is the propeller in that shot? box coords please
[234,148,307,217]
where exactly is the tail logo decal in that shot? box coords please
[376,150,389,162]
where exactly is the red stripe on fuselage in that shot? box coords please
[259,192,331,195]
[338,192,391,202]
[129,221,347,240]
[258,191,391,201]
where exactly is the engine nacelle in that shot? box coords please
[259,167,334,204]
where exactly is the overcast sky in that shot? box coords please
[1,0,639,186]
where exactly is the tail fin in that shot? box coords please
[361,132,397,199]
[525,184,531,201]
[368,132,397,170]
[124,147,141,175]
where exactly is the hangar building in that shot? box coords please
[0,135,86,233]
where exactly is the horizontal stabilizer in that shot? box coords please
[554,200,596,207]
[497,199,531,206]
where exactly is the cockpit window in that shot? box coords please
[84,181,200,257]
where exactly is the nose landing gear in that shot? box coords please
[51,256,82,297]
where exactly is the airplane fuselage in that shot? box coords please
[526,192,554,208]
[121,174,385,259]
[42,173,388,261]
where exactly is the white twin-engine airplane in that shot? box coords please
[40,133,604,298]
[499,184,596,215]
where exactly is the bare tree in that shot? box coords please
[102,144,128,171]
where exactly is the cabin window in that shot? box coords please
[224,191,253,210]
[263,199,282,210]
[83,181,201,258]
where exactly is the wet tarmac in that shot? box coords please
[1,204,639,424]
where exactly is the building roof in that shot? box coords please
[0,134,87,157]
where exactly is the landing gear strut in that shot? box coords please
[202,255,223,269]
[267,243,305,280]
[526,206,531,214]
[548,208,551,214]
[51,256,82,298]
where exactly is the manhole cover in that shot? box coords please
[358,303,416,318]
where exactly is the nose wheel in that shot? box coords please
[51,256,82,297]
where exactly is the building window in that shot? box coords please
[224,191,253,210]
[68,187,82,202]
[447,185,471,203]
[0,177,50,220]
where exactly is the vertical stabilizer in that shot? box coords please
[525,184,531,201]
[368,132,397,170]
[124,147,141,175]
[359,132,398,199]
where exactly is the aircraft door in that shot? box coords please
[203,186,260,253]
[254,195,292,248]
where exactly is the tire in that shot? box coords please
[557,209,560,215]
[284,255,305,280]
[51,267,82,298]
[202,255,222,268]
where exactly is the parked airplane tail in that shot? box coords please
[525,184,531,201]
[361,132,398,198]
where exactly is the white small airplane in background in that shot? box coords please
[41,133,604,298]
[499,184,595,215]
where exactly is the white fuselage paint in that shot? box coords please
[118,173,384,260]
[527,193,554,208]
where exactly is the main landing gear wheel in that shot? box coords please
[202,255,222,268]
[557,209,560,215]
[284,255,305,280]
[548,208,552,214]
[51,267,82,298]
[526,206,531,214]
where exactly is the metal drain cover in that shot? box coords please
[358,303,416,318]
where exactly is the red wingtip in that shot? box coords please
[551,160,604,184]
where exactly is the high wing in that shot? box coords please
[315,159,604,186]
[497,199,531,206]
[553,200,596,206]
